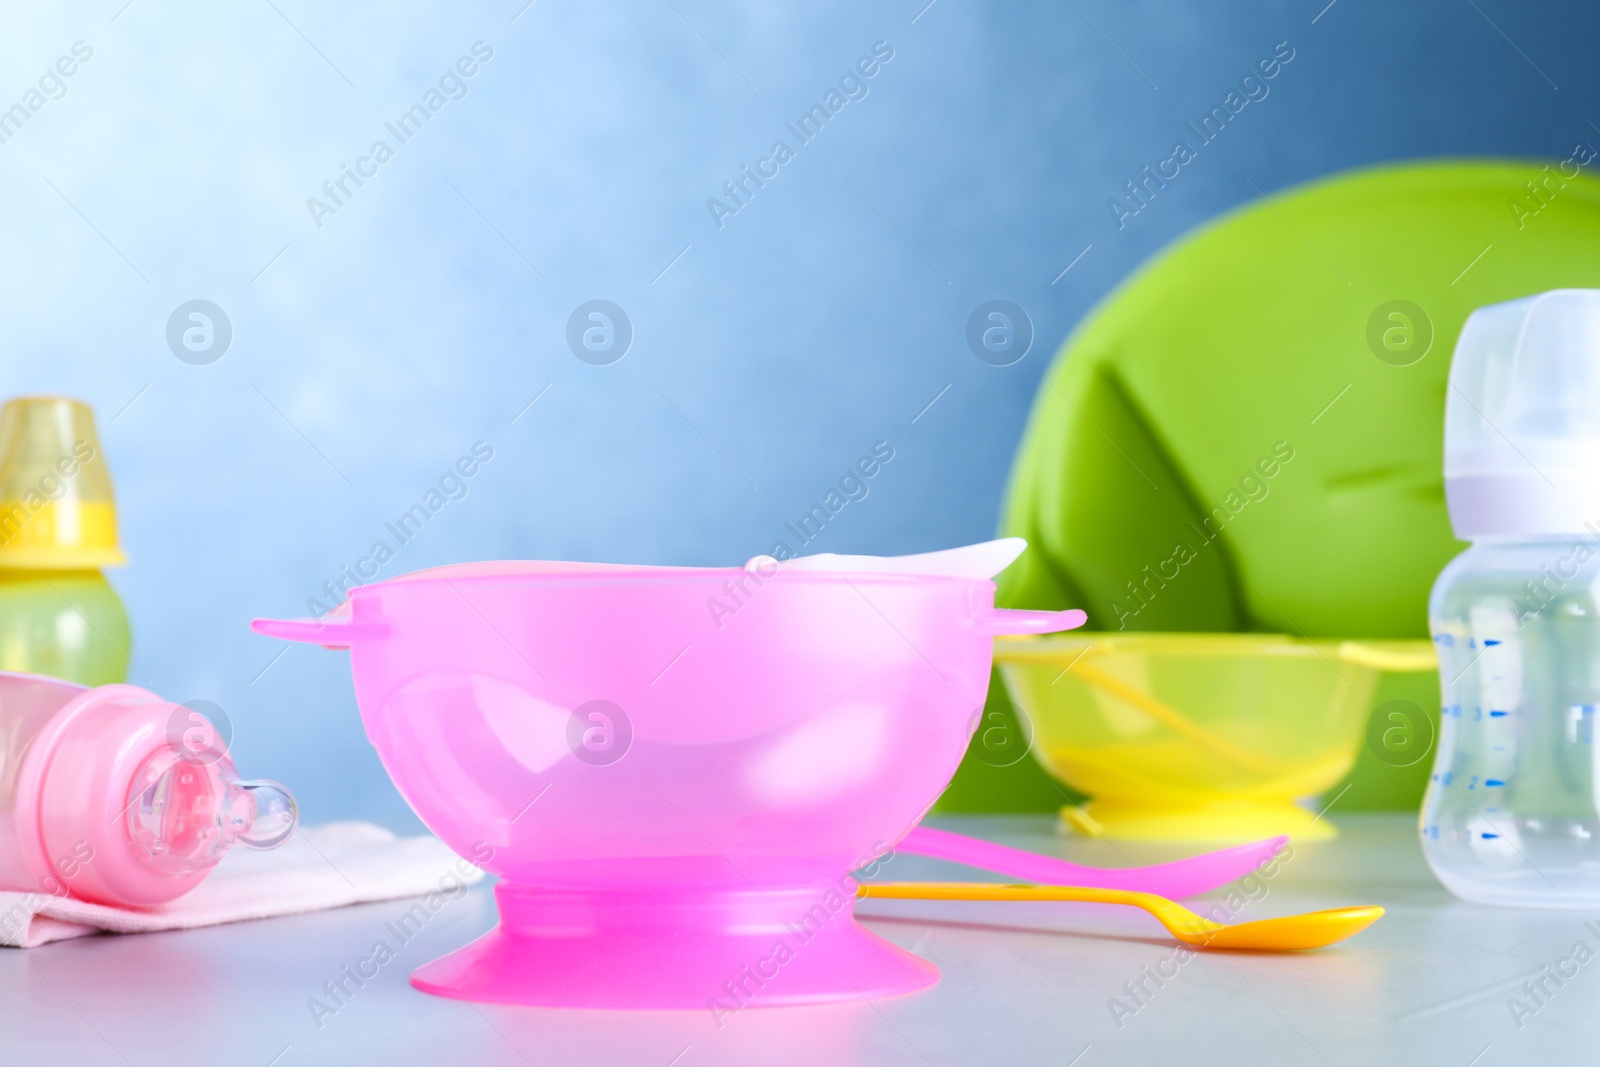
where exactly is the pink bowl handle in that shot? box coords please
[978,608,1088,635]
[251,616,389,648]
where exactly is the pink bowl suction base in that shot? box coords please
[410,882,937,1009]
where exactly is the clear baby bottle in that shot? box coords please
[1423,289,1600,906]
[0,670,296,906]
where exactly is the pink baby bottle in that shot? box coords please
[0,670,296,905]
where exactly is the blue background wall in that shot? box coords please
[0,0,1593,828]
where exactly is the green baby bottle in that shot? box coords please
[0,397,130,686]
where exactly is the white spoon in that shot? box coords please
[759,538,1027,579]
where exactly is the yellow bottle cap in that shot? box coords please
[0,397,125,569]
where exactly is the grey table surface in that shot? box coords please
[0,812,1589,1066]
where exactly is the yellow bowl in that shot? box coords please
[994,632,1435,843]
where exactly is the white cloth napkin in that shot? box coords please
[0,822,485,949]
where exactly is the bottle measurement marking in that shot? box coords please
[1436,635,1525,862]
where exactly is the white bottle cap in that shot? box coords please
[1446,289,1600,538]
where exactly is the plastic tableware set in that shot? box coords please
[5,288,1600,1013]
[33,288,1600,1008]
[0,524,1373,1009]
[239,544,1388,1008]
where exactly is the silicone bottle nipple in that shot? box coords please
[126,745,298,875]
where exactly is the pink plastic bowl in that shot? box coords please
[254,560,1084,1009]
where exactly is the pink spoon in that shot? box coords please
[896,827,1289,899]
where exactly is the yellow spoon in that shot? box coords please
[856,881,1383,951]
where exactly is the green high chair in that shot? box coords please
[939,158,1600,820]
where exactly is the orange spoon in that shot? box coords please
[857,881,1383,951]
